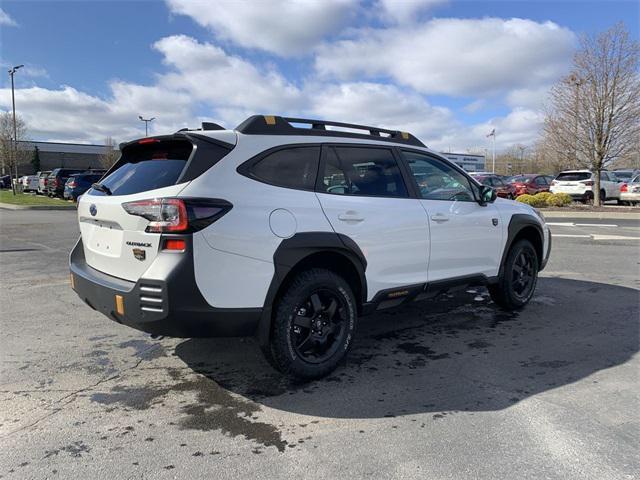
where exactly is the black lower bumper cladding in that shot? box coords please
[69,237,260,338]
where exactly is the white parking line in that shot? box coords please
[574,223,618,228]
[547,222,619,227]
[553,234,591,238]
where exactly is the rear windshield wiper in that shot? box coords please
[92,183,112,195]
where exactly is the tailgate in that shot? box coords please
[78,184,187,281]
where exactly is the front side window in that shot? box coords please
[402,151,477,202]
[248,146,320,191]
[318,146,408,198]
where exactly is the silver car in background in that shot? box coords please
[620,174,640,205]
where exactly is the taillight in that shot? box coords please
[582,180,594,186]
[551,180,557,186]
[620,183,628,192]
[54,178,59,187]
[122,198,232,233]
[68,181,76,188]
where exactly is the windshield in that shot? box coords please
[509,176,531,183]
[89,140,192,196]
[556,172,591,181]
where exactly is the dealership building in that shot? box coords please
[440,152,486,172]
[4,141,106,175]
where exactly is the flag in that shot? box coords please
[486,129,495,138]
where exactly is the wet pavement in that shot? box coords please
[1,209,638,479]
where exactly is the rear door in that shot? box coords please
[315,145,429,299]
[78,138,198,281]
[399,150,503,282]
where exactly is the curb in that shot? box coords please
[0,202,76,211]
[542,210,640,220]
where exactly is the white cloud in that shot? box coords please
[0,8,17,27]
[0,84,194,143]
[376,0,447,24]
[166,0,355,57]
[316,17,576,97]
[308,81,456,146]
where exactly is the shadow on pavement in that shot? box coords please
[174,277,638,419]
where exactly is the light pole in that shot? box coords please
[138,115,155,136]
[8,64,23,195]
[568,74,583,169]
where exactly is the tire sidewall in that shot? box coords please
[272,270,357,378]
[504,240,539,308]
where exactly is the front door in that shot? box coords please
[399,150,504,282]
[315,145,430,299]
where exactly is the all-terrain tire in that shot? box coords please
[269,268,357,379]
[489,239,539,310]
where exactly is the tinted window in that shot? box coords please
[556,172,591,181]
[492,177,505,186]
[318,147,407,198]
[535,176,547,185]
[402,151,476,202]
[90,140,193,196]
[248,146,320,191]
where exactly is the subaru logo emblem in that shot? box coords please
[89,204,97,216]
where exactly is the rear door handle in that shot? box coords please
[338,211,365,223]
[430,213,449,223]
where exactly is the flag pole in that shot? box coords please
[492,131,496,173]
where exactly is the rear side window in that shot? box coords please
[535,176,547,185]
[556,172,591,181]
[318,146,408,198]
[246,146,320,191]
[91,140,193,196]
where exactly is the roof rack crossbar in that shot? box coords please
[234,115,426,147]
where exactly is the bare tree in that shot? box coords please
[0,112,31,192]
[98,137,120,169]
[544,23,640,205]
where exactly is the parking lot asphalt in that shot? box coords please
[1,209,638,480]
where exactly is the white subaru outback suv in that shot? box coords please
[70,115,551,379]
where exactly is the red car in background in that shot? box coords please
[508,174,554,197]
[471,174,517,199]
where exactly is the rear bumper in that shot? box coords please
[69,237,261,338]
[620,192,640,202]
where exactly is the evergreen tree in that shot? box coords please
[31,146,41,172]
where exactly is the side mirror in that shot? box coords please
[479,185,497,205]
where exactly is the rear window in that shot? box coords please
[556,172,591,181]
[90,140,193,196]
[509,176,532,183]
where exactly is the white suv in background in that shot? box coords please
[550,169,621,203]
[70,115,551,379]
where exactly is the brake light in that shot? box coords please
[163,238,186,251]
[54,178,59,187]
[68,181,76,188]
[122,198,232,233]
[620,183,628,192]
[582,180,594,186]
[138,138,160,145]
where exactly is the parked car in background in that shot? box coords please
[64,173,104,201]
[0,175,11,189]
[612,169,639,183]
[620,174,640,205]
[21,175,39,193]
[508,174,552,197]
[47,168,89,197]
[37,171,52,195]
[470,173,517,199]
[550,170,621,203]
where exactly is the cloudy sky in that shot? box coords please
[0,0,637,153]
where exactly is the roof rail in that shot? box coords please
[234,115,426,147]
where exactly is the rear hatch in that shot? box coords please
[77,135,232,281]
[552,172,592,194]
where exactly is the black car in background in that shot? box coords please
[0,175,10,189]
[64,173,105,201]
[47,168,105,198]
